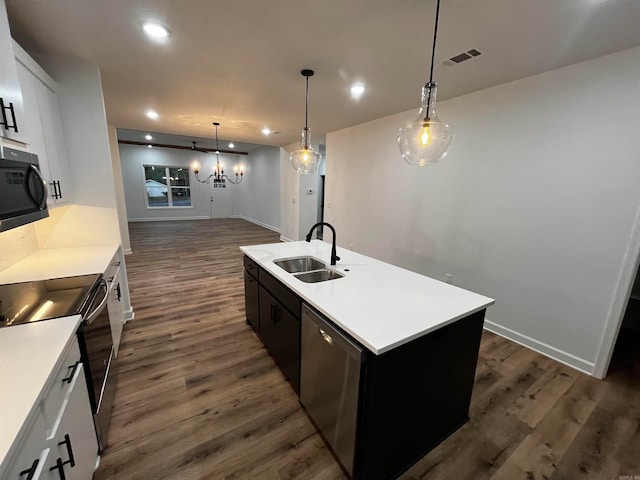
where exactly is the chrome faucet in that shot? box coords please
[305,222,340,265]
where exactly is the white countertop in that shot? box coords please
[0,315,82,473]
[241,240,495,354]
[0,244,119,284]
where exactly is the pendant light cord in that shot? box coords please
[304,74,310,132]
[425,0,441,120]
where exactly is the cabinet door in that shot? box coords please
[3,411,50,480]
[244,270,260,334]
[107,268,125,357]
[49,363,98,480]
[35,79,72,206]
[0,3,27,143]
[259,286,300,393]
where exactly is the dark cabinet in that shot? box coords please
[259,286,300,393]
[243,255,302,394]
[244,271,260,333]
[243,256,260,334]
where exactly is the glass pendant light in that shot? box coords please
[398,0,454,166]
[290,69,322,174]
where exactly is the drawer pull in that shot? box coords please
[19,459,39,479]
[49,458,67,480]
[116,282,122,301]
[58,434,76,468]
[62,361,80,384]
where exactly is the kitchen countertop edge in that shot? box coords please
[241,240,495,355]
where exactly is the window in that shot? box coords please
[144,165,192,207]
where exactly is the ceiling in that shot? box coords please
[7,0,640,147]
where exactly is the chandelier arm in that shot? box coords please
[222,175,243,185]
[195,171,213,184]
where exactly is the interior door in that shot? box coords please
[209,182,231,218]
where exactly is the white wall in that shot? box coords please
[325,46,640,376]
[231,146,280,231]
[121,143,280,228]
[280,136,325,241]
[108,126,131,253]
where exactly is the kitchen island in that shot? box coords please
[241,240,495,480]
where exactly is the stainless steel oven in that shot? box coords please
[0,273,117,452]
[77,277,117,452]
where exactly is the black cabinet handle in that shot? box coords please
[272,304,281,324]
[19,459,39,479]
[58,434,76,468]
[116,282,122,301]
[49,458,67,480]
[62,361,80,384]
[52,181,63,200]
[0,97,19,133]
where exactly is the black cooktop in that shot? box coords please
[0,274,102,327]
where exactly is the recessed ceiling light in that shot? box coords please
[146,110,159,119]
[143,22,169,38]
[228,143,235,149]
[145,134,153,140]
[147,145,153,148]
[350,83,366,99]
[262,128,271,136]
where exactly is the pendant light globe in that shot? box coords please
[398,0,454,166]
[290,69,321,174]
[398,82,454,166]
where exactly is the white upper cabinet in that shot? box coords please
[14,43,72,207]
[35,78,72,206]
[0,1,27,143]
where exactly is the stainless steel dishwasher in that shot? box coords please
[300,304,363,476]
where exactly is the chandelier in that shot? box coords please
[194,122,244,186]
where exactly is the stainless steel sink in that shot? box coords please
[274,256,326,273]
[294,269,344,283]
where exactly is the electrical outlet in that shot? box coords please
[445,274,453,284]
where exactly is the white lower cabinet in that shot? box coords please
[105,248,130,357]
[4,338,98,480]
[49,363,97,480]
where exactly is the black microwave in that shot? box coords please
[0,146,48,233]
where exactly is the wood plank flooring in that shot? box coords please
[94,219,640,480]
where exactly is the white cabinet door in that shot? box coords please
[35,80,72,206]
[0,2,27,143]
[3,411,50,480]
[50,363,98,480]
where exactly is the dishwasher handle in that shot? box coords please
[302,304,364,362]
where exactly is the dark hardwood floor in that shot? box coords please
[94,219,640,480]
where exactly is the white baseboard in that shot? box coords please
[231,215,280,233]
[124,308,135,323]
[128,216,211,222]
[483,318,595,376]
[123,248,132,255]
[279,235,295,242]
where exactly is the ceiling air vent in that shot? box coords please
[442,49,482,67]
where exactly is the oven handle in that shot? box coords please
[85,279,109,325]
